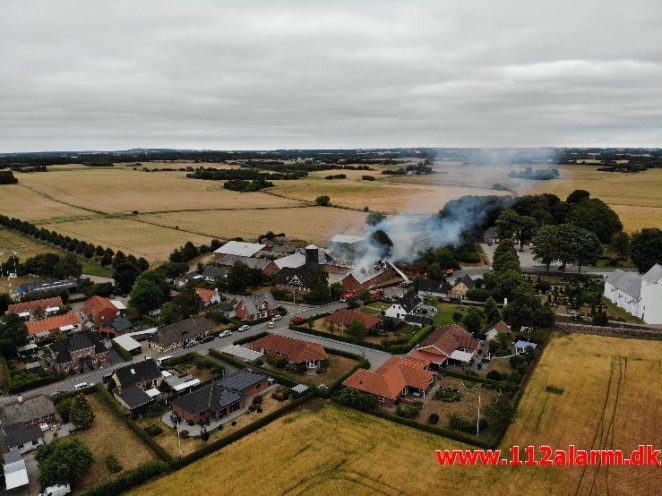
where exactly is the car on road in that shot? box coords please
[290,315,306,325]
[273,314,282,321]
[218,330,233,338]
[73,382,92,390]
[199,335,215,343]
[266,321,274,329]
[238,324,250,332]
[184,340,198,348]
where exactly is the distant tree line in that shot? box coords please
[223,179,274,192]
[508,167,560,180]
[187,168,303,181]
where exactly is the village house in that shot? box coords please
[247,333,328,370]
[1,395,56,429]
[213,240,266,260]
[174,271,205,288]
[25,311,81,341]
[448,275,477,300]
[171,369,269,424]
[485,320,512,341]
[195,287,221,306]
[150,316,215,353]
[265,245,347,276]
[408,324,480,368]
[201,265,228,281]
[99,315,134,337]
[326,308,380,333]
[111,359,163,411]
[342,356,435,407]
[2,423,44,455]
[384,291,423,320]
[340,260,397,291]
[235,292,278,322]
[49,331,111,374]
[417,279,451,299]
[603,264,662,324]
[81,295,126,325]
[7,296,63,321]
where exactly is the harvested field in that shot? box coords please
[73,394,157,491]
[137,207,367,244]
[130,334,662,496]
[16,168,302,214]
[40,217,211,262]
[0,184,90,222]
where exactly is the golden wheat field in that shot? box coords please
[130,334,662,496]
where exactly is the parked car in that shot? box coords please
[290,315,306,325]
[218,330,233,338]
[238,324,250,332]
[266,321,274,329]
[73,382,91,390]
[40,484,71,496]
[184,340,198,349]
[199,335,214,343]
[272,314,282,321]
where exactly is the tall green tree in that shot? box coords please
[36,439,93,487]
[496,210,539,250]
[609,231,631,264]
[483,296,501,324]
[532,224,560,272]
[630,228,662,273]
[226,261,251,293]
[0,313,27,358]
[129,277,168,314]
[492,239,521,274]
[567,198,623,243]
[345,318,368,342]
[69,394,95,429]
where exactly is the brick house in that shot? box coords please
[150,316,215,353]
[342,356,435,407]
[234,292,278,322]
[340,260,396,291]
[408,324,480,368]
[326,309,380,333]
[171,370,269,424]
[49,332,111,374]
[81,295,125,325]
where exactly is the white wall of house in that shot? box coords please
[603,282,642,318]
[640,279,662,324]
[385,304,407,320]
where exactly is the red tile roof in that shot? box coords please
[248,334,328,363]
[326,309,380,330]
[343,356,434,400]
[490,320,511,333]
[414,324,480,359]
[195,287,217,303]
[26,312,80,336]
[8,296,63,315]
[82,295,118,324]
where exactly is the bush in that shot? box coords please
[428,413,439,424]
[434,386,462,402]
[395,401,423,420]
[335,388,378,411]
[144,424,163,437]
[448,413,486,434]
[545,385,564,395]
[78,461,169,496]
[106,454,123,474]
[486,370,503,381]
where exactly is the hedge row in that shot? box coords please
[233,331,269,346]
[95,384,174,463]
[440,369,518,392]
[78,460,170,496]
[160,352,225,372]
[332,397,495,449]
[173,392,314,468]
[289,325,389,352]
[322,346,364,362]
[112,340,133,361]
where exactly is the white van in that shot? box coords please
[157,355,173,366]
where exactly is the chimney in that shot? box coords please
[305,245,319,273]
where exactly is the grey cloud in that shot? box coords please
[1,0,661,151]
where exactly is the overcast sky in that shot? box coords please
[1,0,661,151]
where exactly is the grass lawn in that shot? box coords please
[360,301,389,316]
[431,301,468,327]
[262,354,358,386]
[73,394,157,491]
[601,297,643,323]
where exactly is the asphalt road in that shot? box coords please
[0,298,389,405]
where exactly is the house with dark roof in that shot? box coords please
[384,291,423,320]
[99,315,133,337]
[110,359,164,411]
[403,314,433,328]
[1,395,56,428]
[49,331,111,374]
[171,370,269,424]
[247,334,328,370]
[234,292,278,322]
[273,245,326,293]
[417,279,451,298]
[342,356,435,407]
[201,265,228,281]
[449,275,477,299]
[326,309,380,333]
[2,423,44,454]
[215,254,271,273]
[150,316,215,353]
[408,324,480,368]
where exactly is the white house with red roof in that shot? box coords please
[408,324,480,368]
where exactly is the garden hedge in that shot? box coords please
[78,460,170,496]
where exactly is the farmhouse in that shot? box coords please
[7,296,63,320]
[603,264,662,324]
[384,291,423,320]
[25,311,81,340]
[49,331,111,374]
[1,395,56,428]
[195,287,221,306]
[170,370,268,424]
[235,292,278,322]
[408,324,480,368]
[265,245,346,276]
[214,241,266,259]
[326,309,380,333]
[216,254,271,273]
[201,265,228,281]
[247,334,328,370]
[150,316,215,353]
[341,260,396,291]
[274,245,325,293]
[342,356,434,407]
[81,295,126,325]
